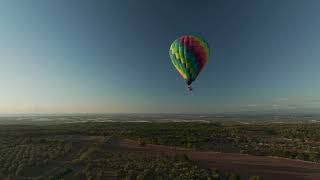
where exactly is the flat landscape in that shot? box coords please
[1,114,320,180]
[119,138,320,180]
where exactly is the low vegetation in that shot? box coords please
[1,120,319,179]
[52,122,320,162]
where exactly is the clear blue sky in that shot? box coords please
[1,0,320,113]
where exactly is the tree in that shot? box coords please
[248,175,263,180]
[308,152,319,162]
[211,168,221,180]
[297,152,305,160]
[174,153,189,162]
[227,173,241,180]
[139,140,146,147]
[15,164,24,176]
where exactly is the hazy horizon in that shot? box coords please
[1,0,320,114]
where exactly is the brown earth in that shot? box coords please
[115,138,320,180]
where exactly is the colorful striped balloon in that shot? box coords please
[169,35,210,90]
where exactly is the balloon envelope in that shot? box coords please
[169,35,210,86]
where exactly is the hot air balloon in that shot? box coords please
[169,35,210,91]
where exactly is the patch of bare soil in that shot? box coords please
[117,138,320,180]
